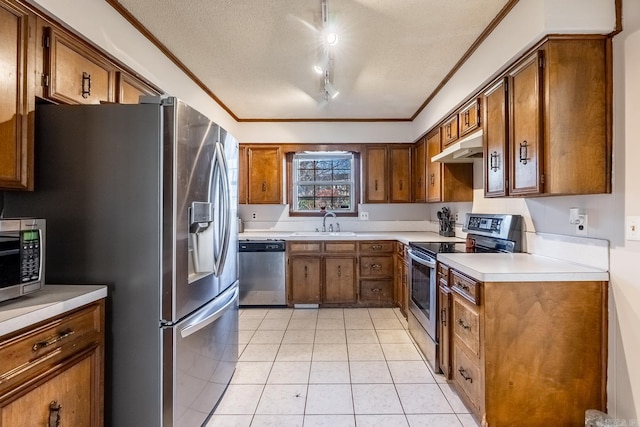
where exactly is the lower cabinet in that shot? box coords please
[0,300,105,427]
[287,240,395,307]
[440,265,607,426]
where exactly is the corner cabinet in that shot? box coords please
[0,300,105,427]
[0,0,36,190]
[483,36,611,197]
[440,266,607,426]
[241,145,283,204]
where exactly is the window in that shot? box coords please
[290,151,357,215]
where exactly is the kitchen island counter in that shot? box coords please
[437,252,609,282]
[0,284,107,336]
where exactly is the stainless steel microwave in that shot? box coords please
[0,218,45,303]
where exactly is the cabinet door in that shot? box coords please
[441,115,459,147]
[390,146,411,202]
[115,71,160,104]
[324,257,357,303]
[483,78,509,197]
[426,131,442,202]
[509,52,543,195]
[44,27,115,104]
[0,0,35,190]
[412,138,426,202]
[289,256,321,304]
[0,353,98,427]
[247,146,282,204]
[238,145,248,204]
[459,98,481,137]
[438,285,452,378]
[364,146,387,203]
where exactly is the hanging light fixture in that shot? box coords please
[324,71,339,99]
[313,52,329,74]
[317,0,339,103]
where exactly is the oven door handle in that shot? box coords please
[407,249,436,268]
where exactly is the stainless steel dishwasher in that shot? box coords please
[239,240,286,306]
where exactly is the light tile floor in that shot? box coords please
[207,307,480,427]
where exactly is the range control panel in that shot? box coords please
[466,216,502,232]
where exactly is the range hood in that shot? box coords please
[431,129,483,163]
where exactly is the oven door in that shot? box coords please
[408,249,437,340]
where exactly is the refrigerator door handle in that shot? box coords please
[179,283,238,338]
[213,141,231,277]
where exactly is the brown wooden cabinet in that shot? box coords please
[43,26,116,105]
[459,98,481,137]
[358,241,394,306]
[483,37,611,198]
[426,130,442,202]
[394,242,409,318]
[323,256,357,303]
[289,255,322,304]
[412,138,427,202]
[441,115,459,147]
[364,145,412,203]
[0,0,36,190]
[115,71,161,104]
[242,145,282,204]
[441,265,607,426]
[437,262,451,378]
[483,78,509,197]
[0,300,105,427]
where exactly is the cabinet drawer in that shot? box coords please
[453,340,482,412]
[324,241,357,253]
[360,256,393,277]
[0,302,102,394]
[437,263,449,283]
[359,241,394,253]
[395,241,405,255]
[288,241,322,254]
[360,280,393,302]
[451,270,480,304]
[452,296,480,357]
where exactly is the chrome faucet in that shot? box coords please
[322,211,336,232]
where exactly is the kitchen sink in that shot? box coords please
[290,231,357,237]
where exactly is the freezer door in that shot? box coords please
[163,281,239,427]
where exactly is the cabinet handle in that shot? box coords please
[464,110,470,127]
[338,265,342,277]
[458,367,473,383]
[49,401,62,427]
[81,72,91,98]
[374,179,378,191]
[440,307,447,325]
[457,318,471,330]
[32,328,75,352]
[261,182,267,192]
[371,288,381,293]
[446,124,451,138]
[519,140,529,165]
[371,263,382,270]
[490,151,499,172]
[456,281,470,293]
[418,177,422,188]
[399,180,403,191]
[371,244,382,250]
[430,173,435,186]
[304,265,308,278]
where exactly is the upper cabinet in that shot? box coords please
[458,98,481,138]
[116,71,161,104]
[43,26,116,105]
[483,37,611,198]
[441,115,459,148]
[425,129,474,203]
[0,0,35,190]
[364,145,412,203]
[243,145,283,204]
[412,138,427,203]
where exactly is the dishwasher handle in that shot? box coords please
[179,283,238,338]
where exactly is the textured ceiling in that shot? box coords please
[111,0,512,121]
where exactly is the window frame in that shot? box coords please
[286,151,360,217]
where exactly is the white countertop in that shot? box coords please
[437,252,609,282]
[239,231,464,245]
[0,285,108,336]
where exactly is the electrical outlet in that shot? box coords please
[575,214,588,236]
[359,211,369,220]
[454,212,459,223]
[251,212,257,220]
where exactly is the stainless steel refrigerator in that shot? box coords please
[5,97,239,427]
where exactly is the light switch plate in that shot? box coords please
[626,216,640,241]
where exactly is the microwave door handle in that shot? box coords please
[179,284,238,338]
[407,249,436,269]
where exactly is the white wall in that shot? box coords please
[25,0,638,420]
